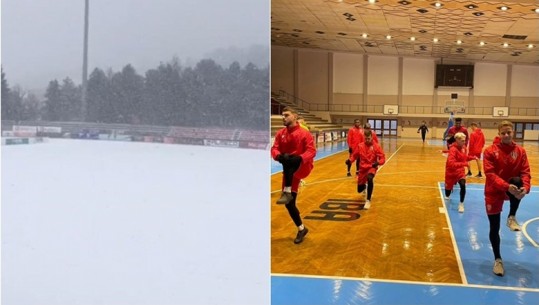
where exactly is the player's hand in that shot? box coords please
[515,187,526,199]
[277,153,290,163]
[508,184,520,196]
[289,155,302,163]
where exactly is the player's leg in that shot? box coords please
[457,178,466,213]
[277,157,301,204]
[284,192,308,244]
[475,158,483,178]
[506,177,523,231]
[487,212,504,276]
[346,148,353,176]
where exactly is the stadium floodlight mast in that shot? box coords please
[81,0,89,121]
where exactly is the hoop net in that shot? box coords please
[443,100,465,113]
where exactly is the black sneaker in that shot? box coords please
[467,172,472,177]
[294,227,309,244]
[276,192,293,205]
[347,172,352,177]
[475,173,483,178]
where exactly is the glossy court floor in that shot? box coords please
[271,138,539,305]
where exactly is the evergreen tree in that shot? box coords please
[194,59,226,126]
[87,68,113,122]
[180,67,204,127]
[43,80,62,121]
[19,93,41,121]
[241,63,269,130]
[59,78,82,121]
[1,68,14,120]
[15,56,268,129]
[110,64,144,123]
[144,62,183,126]
[9,86,28,121]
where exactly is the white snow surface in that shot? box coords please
[1,139,270,305]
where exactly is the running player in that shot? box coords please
[345,129,385,209]
[444,132,477,213]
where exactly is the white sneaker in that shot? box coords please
[458,202,464,213]
[444,195,450,200]
[493,259,504,276]
[364,200,371,210]
[506,216,521,231]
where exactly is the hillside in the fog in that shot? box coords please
[204,45,269,69]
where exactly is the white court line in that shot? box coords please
[522,217,539,247]
[271,272,539,293]
[378,142,405,172]
[438,181,468,285]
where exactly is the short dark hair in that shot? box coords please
[455,117,462,122]
[364,129,372,137]
[282,106,298,114]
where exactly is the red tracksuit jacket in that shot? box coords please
[445,142,474,189]
[349,141,386,185]
[447,125,469,145]
[468,128,485,155]
[271,124,316,180]
[347,126,364,149]
[483,137,531,210]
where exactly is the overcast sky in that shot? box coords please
[1,0,269,91]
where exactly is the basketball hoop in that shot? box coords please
[444,100,465,113]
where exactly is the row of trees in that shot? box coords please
[2,59,269,130]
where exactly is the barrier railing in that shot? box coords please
[275,90,538,117]
[2,121,269,150]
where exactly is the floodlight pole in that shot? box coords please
[81,0,89,121]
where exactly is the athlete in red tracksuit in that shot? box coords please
[346,129,385,210]
[467,123,486,177]
[271,106,316,244]
[445,117,468,149]
[482,121,531,276]
[363,122,379,144]
[346,119,364,176]
[444,132,476,213]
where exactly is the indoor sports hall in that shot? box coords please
[271,1,539,303]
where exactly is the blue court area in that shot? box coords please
[271,141,348,174]
[441,183,539,289]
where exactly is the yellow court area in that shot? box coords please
[271,139,539,283]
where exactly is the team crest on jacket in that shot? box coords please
[511,151,518,160]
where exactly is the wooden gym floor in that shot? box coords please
[270,138,539,284]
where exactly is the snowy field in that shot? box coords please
[1,139,270,305]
